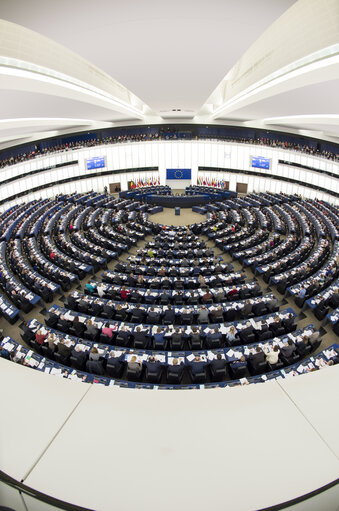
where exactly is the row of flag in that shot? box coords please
[197,176,227,188]
[130,175,160,189]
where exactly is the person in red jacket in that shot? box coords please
[35,329,47,345]
[120,286,131,300]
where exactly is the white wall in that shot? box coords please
[0,140,338,210]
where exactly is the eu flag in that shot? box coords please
[166,169,191,179]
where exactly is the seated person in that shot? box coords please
[229,355,247,374]
[127,355,143,378]
[102,322,114,338]
[226,325,238,344]
[240,300,252,318]
[120,286,131,301]
[73,316,86,337]
[163,304,175,323]
[71,344,88,365]
[280,339,297,360]
[188,355,207,378]
[264,344,280,365]
[190,326,201,346]
[85,319,100,340]
[206,326,222,348]
[35,329,47,345]
[252,298,267,317]
[57,339,72,359]
[133,326,150,347]
[210,353,227,377]
[209,304,224,322]
[171,327,184,349]
[248,346,265,370]
[45,333,56,353]
[167,358,185,381]
[143,355,162,379]
[201,288,212,303]
[89,346,101,361]
[198,305,209,324]
[227,286,238,300]
[146,306,159,323]
[153,327,167,348]
[130,303,146,322]
[181,307,193,323]
[91,299,103,317]
[269,316,282,335]
[296,336,309,356]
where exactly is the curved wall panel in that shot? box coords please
[0,140,338,210]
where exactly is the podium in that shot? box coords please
[175,207,180,216]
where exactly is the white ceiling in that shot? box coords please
[0,0,338,147]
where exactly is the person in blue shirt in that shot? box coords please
[299,287,306,299]
[85,282,96,294]
[153,327,167,349]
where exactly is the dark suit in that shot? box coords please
[73,322,86,337]
[163,309,175,323]
[188,360,207,376]
[57,343,72,359]
[206,332,222,348]
[71,348,87,365]
[167,363,185,381]
[144,360,162,379]
[248,351,265,371]
[210,358,227,377]
[252,303,267,316]
[86,360,104,375]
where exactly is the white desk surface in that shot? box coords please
[279,364,339,457]
[21,372,339,511]
[0,358,88,482]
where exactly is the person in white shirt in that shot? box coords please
[265,344,280,365]
[97,283,105,298]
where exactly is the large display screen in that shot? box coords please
[86,156,106,170]
[166,168,191,179]
[251,156,271,169]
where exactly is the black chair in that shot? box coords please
[145,366,163,383]
[41,345,54,359]
[106,360,124,378]
[170,336,184,351]
[310,339,322,352]
[314,304,330,321]
[280,352,300,366]
[188,337,203,350]
[188,366,206,384]
[54,351,70,365]
[99,334,113,345]
[166,366,184,384]
[294,296,305,308]
[256,330,272,342]
[30,340,43,353]
[86,360,105,376]
[224,309,236,322]
[116,333,130,347]
[133,337,149,349]
[229,363,247,379]
[126,365,143,381]
[248,360,268,376]
[267,359,284,371]
[84,331,99,342]
[56,321,70,334]
[210,365,227,382]
[70,354,87,370]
